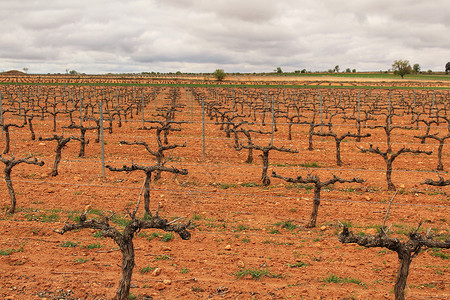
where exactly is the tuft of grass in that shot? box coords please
[277,221,297,231]
[417,282,437,289]
[155,254,172,261]
[68,212,81,223]
[139,232,161,241]
[191,286,204,292]
[93,232,103,238]
[287,261,309,268]
[269,162,303,167]
[59,241,79,248]
[300,162,321,168]
[85,242,102,249]
[24,212,59,222]
[219,183,236,189]
[180,267,190,274]
[41,213,60,222]
[429,248,449,259]
[111,215,131,227]
[323,274,341,283]
[140,265,156,274]
[322,274,366,287]
[0,246,23,256]
[192,213,203,220]
[234,224,249,232]
[234,267,283,280]
[242,237,251,243]
[161,233,174,242]
[340,221,353,228]
[88,208,104,216]
[285,183,313,190]
[73,258,92,264]
[239,182,260,188]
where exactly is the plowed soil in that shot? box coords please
[0,75,448,300]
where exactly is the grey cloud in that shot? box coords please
[158,0,282,23]
[0,0,449,73]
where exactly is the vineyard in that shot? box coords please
[0,74,449,299]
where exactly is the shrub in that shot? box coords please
[213,69,226,81]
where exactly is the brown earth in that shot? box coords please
[0,76,448,300]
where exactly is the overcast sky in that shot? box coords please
[1,0,449,74]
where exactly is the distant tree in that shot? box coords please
[392,60,412,79]
[301,69,307,74]
[352,69,356,73]
[334,65,340,73]
[446,62,450,74]
[213,69,226,81]
[22,67,28,74]
[69,70,78,75]
[276,67,283,73]
[412,63,421,73]
[345,68,351,73]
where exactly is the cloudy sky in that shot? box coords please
[1,0,449,74]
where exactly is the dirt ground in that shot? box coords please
[0,75,448,299]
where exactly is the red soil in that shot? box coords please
[0,75,448,299]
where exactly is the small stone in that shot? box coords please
[152,268,161,276]
[162,246,171,252]
[399,184,405,188]
[163,279,172,285]
[154,282,165,290]
[224,245,231,251]
[237,260,245,268]
[320,225,327,231]
[364,196,371,201]
[39,142,46,146]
